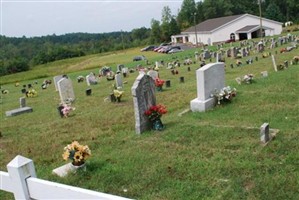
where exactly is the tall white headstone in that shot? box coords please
[57,78,75,104]
[190,63,225,112]
[53,75,64,91]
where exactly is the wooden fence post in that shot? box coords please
[7,155,37,200]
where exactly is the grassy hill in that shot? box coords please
[0,35,299,199]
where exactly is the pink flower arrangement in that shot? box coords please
[61,104,75,117]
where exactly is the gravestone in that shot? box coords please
[261,71,268,77]
[190,63,225,112]
[257,42,264,52]
[86,88,92,96]
[53,75,64,91]
[147,70,159,80]
[117,64,124,72]
[19,97,26,108]
[260,123,270,143]
[284,61,289,68]
[271,55,277,72]
[21,88,26,94]
[131,74,156,134]
[115,73,123,89]
[165,80,171,88]
[6,107,33,117]
[122,67,129,77]
[57,78,75,104]
[86,73,97,86]
[180,77,185,83]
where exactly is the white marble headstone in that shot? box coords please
[147,70,159,80]
[190,62,225,112]
[115,73,123,89]
[57,78,75,104]
[53,75,64,91]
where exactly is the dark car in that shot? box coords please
[140,45,156,52]
[225,39,235,43]
[133,55,146,61]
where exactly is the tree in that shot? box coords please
[264,2,284,22]
[150,19,162,44]
[177,0,196,30]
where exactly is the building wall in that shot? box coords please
[182,15,282,45]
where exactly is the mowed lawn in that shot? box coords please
[1,37,299,199]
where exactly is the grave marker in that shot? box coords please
[190,63,225,112]
[57,78,75,104]
[260,123,270,143]
[53,75,64,91]
[115,73,123,89]
[131,74,156,134]
[147,70,159,80]
[19,97,26,108]
[271,55,277,72]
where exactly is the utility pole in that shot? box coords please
[193,13,198,47]
[258,0,263,38]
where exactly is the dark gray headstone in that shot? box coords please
[166,80,171,88]
[131,74,156,134]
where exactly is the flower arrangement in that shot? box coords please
[155,78,165,87]
[211,86,237,105]
[113,89,124,102]
[62,141,91,166]
[26,89,37,97]
[242,74,254,84]
[61,103,75,117]
[144,104,167,121]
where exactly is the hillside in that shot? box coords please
[0,33,299,199]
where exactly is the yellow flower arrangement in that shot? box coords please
[62,141,91,166]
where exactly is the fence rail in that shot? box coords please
[0,155,131,200]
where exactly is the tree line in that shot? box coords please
[1,0,297,76]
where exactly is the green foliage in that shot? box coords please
[265,3,284,23]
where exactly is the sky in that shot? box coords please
[0,0,184,38]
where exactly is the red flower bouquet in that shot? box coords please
[144,104,167,121]
[155,78,165,87]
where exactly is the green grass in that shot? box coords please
[1,35,299,199]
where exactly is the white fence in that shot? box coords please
[0,155,132,200]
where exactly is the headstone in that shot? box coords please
[257,42,264,52]
[261,71,268,77]
[255,56,258,62]
[57,78,75,104]
[53,75,64,91]
[235,77,242,85]
[86,88,92,96]
[190,63,225,112]
[86,73,97,86]
[19,97,26,108]
[21,88,27,94]
[117,64,124,72]
[115,73,123,89]
[5,107,33,117]
[187,67,191,71]
[284,61,289,68]
[271,55,277,72]
[147,70,159,80]
[122,67,129,78]
[165,80,171,88]
[260,123,270,143]
[131,74,156,134]
[180,77,185,83]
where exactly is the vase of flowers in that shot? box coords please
[155,78,165,92]
[62,141,91,169]
[144,104,167,131]
[211,86,237,105]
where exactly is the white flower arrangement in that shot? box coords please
[211,86,237,105]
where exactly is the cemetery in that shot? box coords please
[1,33,299,199]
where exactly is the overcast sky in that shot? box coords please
[1,0,184,38]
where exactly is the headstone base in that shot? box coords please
[190,98,215,112]
[5,107,33,117]
[52,163,86,177]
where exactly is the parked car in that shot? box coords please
[165,46,181,53]
[140,45,156,52]
[167,48,183,54]
[225,38,235,43]
[133,55,146,61]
